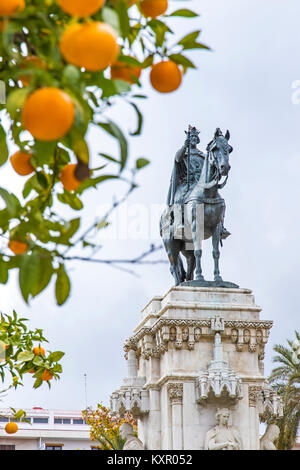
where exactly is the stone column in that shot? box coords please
[168,383,183,450]
[127,349,137,378]
[248,385,261,450]
[147,387,161,449]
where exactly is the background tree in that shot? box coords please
[0,309,64,433]
[0,0,208,306]
[82,404,136,450]
[269,331,300,450]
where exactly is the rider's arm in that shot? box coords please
[175,140,188,162]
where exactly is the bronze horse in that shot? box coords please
[160,129,234,286]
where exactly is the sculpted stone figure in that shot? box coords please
[204,408,242,450]
[120,423,144,450]
[161,126,236,287]
[260,424,280,450]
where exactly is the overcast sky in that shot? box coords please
[1,0,300,412]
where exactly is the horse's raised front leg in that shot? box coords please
[212,222,223,282]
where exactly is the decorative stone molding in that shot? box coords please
[211,316,225,332]
[196,332,243,404]
[248,384,283,420]
[248,386,262,407]
[124,318,273,360]
[168,383,183,405]
[110,379,149,417]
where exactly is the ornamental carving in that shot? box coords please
[168,383,183,405]
[110,383,149,417]
[124,319,273,360]
[248,384,283,420]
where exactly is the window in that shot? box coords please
[54,418,71,424]
[45,445,63,451]
[73,419,84,425]
[0,417,9,422]
[0,445,15,450]
[33,417,48,424]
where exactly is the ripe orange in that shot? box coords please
[59,164,81,191]
[140,0,168,18]
[150,60,182,93]
[19,56,47,87]
[5,422,18,434]
[8,240,28,255]
[60,22,119,71]
[33,346,45,356]
[10,151,34,175]
[0,0,25,16]
[111,59,142,84]
[58,0,105,17]
[22,87,75,141]
[41,370,53,381]
[59,23,83,67]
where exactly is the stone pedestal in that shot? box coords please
[111,286,282,450]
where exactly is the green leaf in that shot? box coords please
[33,356,43,366]
[60,218,80,243]
[0,261,8,284]
[36,172,49,190]
[117,56,143,68]
[70,131,89,165]
[33,140,56,166]
[168,9,199,18]
[116,1,130,38]
[6,88,30,119]
[77,174,118,194]
[0,188,21,217]
[48,351,65,363]
[14,409,26,420]
[52,363,63,373]
[136,158,150,170]
[102,6,121,34]
[55,265,71,306]
[17,351,34,362]
[98,153,119,164]
[128,102,143,136]
[30,250,53,298]
[178,30,201,47]
[0,123,8,167]
[57,192,83,211]
[169,53,196,69]
[98,121,128,170]
[19,252,40,303]
[33,378,42,389]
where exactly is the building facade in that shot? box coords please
[0,407,96,450]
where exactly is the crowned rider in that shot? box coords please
[167,125,205,206]
[166,125,230,240]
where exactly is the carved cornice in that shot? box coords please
[124,318,273,359]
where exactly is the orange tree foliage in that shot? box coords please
[0,310,64,389]
[0,0,209,306]
[82,404,136,449]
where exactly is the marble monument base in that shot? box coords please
[111,286,282,450]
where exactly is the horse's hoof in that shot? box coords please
[196,275,205,281]
[215,276,223,282]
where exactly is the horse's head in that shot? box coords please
[207,128,233,177]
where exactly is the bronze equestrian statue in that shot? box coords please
[160,126,238,288]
